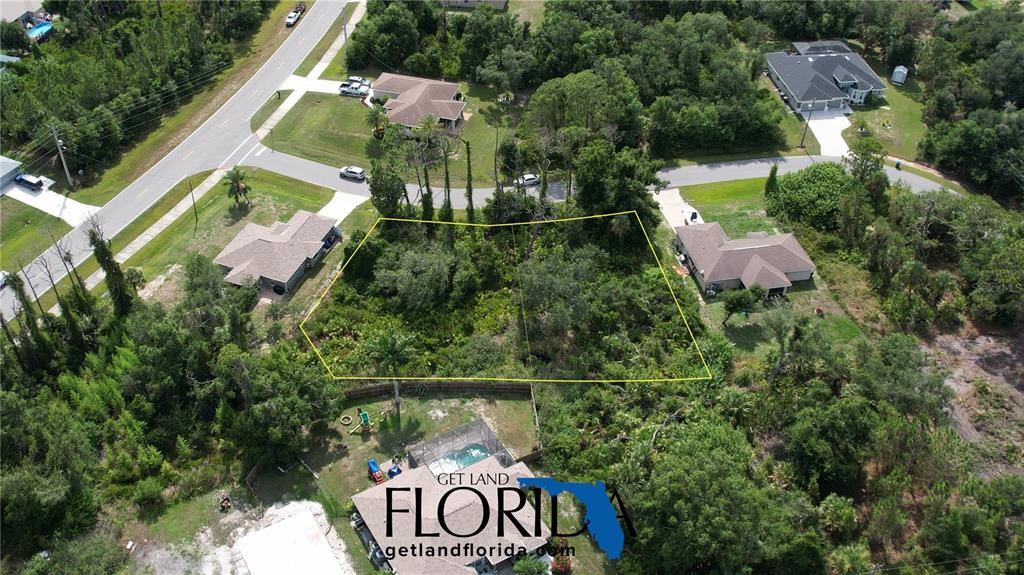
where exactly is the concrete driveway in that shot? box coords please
[802,109,850,157]
[653,188,703,229]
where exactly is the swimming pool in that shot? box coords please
[427,442,492,476]
[27,22,53,41]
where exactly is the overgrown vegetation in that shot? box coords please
[766,138,1023,330]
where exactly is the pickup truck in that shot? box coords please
[285,10,301,27]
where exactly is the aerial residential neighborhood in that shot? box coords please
[1,1,1022,575]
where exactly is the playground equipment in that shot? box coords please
[368,459,386,485]
[348,408,375,434]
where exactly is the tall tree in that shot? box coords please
[765,163,780,199]
[87,224,135,318]
[368,160,406,218]
[364,331,417,418]
[463,139,475,223]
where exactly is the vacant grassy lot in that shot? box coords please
[253,391,540,574]
[0,198,71,271]
[508,0,546,24]
[841,56,926,161]
[122,170,334,300]
[267,83,510,187]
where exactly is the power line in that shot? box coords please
[3,59,234,160]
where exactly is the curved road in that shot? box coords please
[1,1,349,318]
[1,0,949,317]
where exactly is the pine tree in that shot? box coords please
[421,164,435,234]
[88,226,134,318]
[58,294,87,369]
[463,139,475,223]
[765,163,780,199]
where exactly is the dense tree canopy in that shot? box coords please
[1,1,274,179]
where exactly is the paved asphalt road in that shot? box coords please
[1,1,348,318]
[246,151,947,210]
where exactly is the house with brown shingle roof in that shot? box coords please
[351,454,550,574]
[372,73,466,131]
[674,223,816,296]
[214,210,339,293]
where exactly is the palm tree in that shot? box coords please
[365,331,417,418]
[417,114,441,148]
[366,103,390,139]
[225,166,251,206]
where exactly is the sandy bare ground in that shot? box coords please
[924,330,1024,476]
[133,501,355,575]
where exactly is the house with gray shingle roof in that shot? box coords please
[674,223,816,296]
[372,73,466,131]
[766,40,885,112]
[214,210,339,293]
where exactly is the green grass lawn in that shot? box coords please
[250,90,292,132]
[507,0,545,24]
[841,56,927,161]
[121,170,335,298]
[252,392,540,574]
[0,198,71,271]
[678,178,773,238]
[293,2,359,77]
[267,83,511,187]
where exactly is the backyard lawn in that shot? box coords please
[841,55,927,161]
[0,198,70,271]
[265,83,512,188]
[252,391,541,574]
[121,170,335,301]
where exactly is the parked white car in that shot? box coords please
[347,76,371,87]
[0,270,10,289]
[285,10,301,27]
[340,166,366,181]
[515,174,541,187]
[339,82,370,97]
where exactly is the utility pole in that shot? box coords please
[189,178,198,238]
[52,126,74,191]
[799,106,813,149]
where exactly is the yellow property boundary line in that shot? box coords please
[299,211,713,382]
